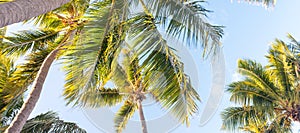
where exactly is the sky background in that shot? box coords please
[7,0,300,132]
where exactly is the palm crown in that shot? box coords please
[222,35,300,133]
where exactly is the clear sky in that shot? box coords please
[7,0,300,132]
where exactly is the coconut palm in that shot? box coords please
[221,35,300,133]
[0,54,87,132]
[75,48,200,133]
[62,0,222,132]
[62,0,222,103]
[3,1,90,132]
[0,52,86,133]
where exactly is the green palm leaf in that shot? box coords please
[124,13,201,125]
[2,30,59,57]
[265,114,292,133]
[287,34,300,55]
[237,59,282,99]
[78,87,125,107]
[114,100,137,133]
[63,0,137,106]
[221,106,268,132]
[0,95,23,127]
[143,0,223,56]
[228,80,275,107]
[266,40,296,96]
[10,49,52,95]
[21,111,87,133]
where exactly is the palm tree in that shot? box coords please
[0,52,86,133]
[62,0,222,132]
[0,0,71,28]
[3,1,90,132]
[4,0,223,132]
[221,35,300,133]
[0,51,86,133]
[75,48,200,133]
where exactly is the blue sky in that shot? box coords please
[7,0,300,132]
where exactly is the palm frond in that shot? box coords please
[21,111,86,133]
[123,14,200,125]
[111,62,132,91]
[227,80,275,107]
[0,55,25,126]
[0,54,13,89]
[10,48,52,97]
[265,114,292,133]
[142,0,223,56]
[221,106,268,132]
[0,55,23,127]
[2,30,59,57]
[75,87,125,107]
[266,40,296,96]
[122,52,142,89]
[0,95,23,127]
[287,34,300,52]
[237,59,282,99]
[62,0,134,106]
[240,120,268,133]
[114,100,137,133]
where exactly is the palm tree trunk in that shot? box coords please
[137,99,148,133]
[0,0,70,28]
[4,30,74,133]
[4,48,59,133]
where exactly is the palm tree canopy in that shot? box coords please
[0,52,86,133]
[221,35,300,133]
[57,1,223,132]
[61,0,221,103]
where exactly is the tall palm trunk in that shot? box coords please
[4,30,73,133]
[0,0,70,28]
[137,99,148,133]
[4,48,59,133]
